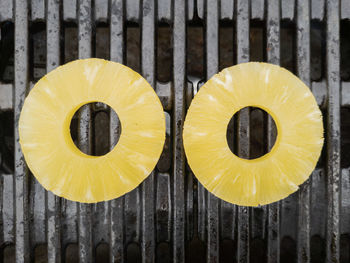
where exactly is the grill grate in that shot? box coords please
[0,0,349,262]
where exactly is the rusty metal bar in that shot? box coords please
[109,0,124,261]
[296,0,311,262]
[266,1,280,262]
[141,0,155,262]
[205,0,220,262]
[173,0,186,261]
[326,0,341,262]
[77,0,93,262]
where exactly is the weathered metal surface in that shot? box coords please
[281,0,295,20]
[251,0,264,20]
[0,84,13,110]
[78,1,93,262]
[173,0,186,262]
[109,0,125,262]
[312,0,325,20]
[296,0,311,262]
[326,0,341,262]
[0,0,347,262]
[46,1,61,262]
[14,0,30,262]
[266,1,280,262]
[141,0,156,262]
[205,0,220,262]
[0,0,13,22]
[236,1,250,262]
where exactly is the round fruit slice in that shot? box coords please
[183,62,324,206]
[19,58,165,203]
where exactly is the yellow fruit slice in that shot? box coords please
[19,58,165,203]
[183,62,323,206]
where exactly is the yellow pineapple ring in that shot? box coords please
[183,62,323,206]
[19,58,165,203]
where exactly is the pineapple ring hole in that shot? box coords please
[226,106,277,160]
[70,102,121,156]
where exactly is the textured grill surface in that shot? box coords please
[0,0,349,262]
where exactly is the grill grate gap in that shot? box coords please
[95,242,110,263]
[310,235,325,263]
[219,22,234,72]
[280,20,296,74]
[341,20,350,81]
[65,243,79,263]
[127,242,141,263]
[311,20,325,82]
[64,23,78,63]
[187,25,204,79]
[280,236,296,263]
[157,24,172,82]
[340,234,350,263]
[0,22,14,83]
[341,107,350,168]
[126,24,140,73]
[95,23,110,60]
[30,22,46,81]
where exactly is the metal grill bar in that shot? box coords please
[326,0,341,262]
[109,0,124,261]
[172,0,186,261]
[296,1,311,262]
[141,0,156,261]
[0,0,13,21]
[46,1,61,262]
[266,0,280,262]
[14,0,30,262]
[236,0,250,262]
[77,0,93,262]
[205,0,219,261]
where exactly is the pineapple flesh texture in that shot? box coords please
[183,62,324,206]
[19,58,165,203]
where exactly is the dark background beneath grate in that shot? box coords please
[0,1,350,263]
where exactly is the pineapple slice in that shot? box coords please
[183,62,323,206]
[19,58,165,203]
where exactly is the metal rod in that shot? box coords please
[46,0,61,262]
[141,0,155,262]
[205,0,220,262]
[14,0,30,261]
[109,0,125,261]
[326,0,341,262]
[266,1,280,262]
[173,0,186,261]
[236,0,250,262]
[296,0,311,262]
[77,0,93,262]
